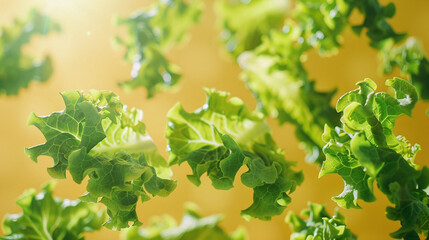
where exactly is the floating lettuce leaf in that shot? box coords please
[26,90,176,229]
[0,181,105,240]
[166,89,303,220]
[381,37,429,100]
[115,0,202,98]
[321,78,429,238]
[123,203,247,240]
[286,202,356,240]
[345,0,406,49]
[292,0,405,53]
[215,0,288,57]
[0,9,60,96]
[292,0,349,56]
[239,28,340,165]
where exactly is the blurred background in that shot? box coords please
[0,0,428,239]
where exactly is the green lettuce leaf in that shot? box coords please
[165,89,303,220]
[381,37,429,100]
[115,0,202,98]
[215,0,288,57]
[0,181,105,240]
[321,78,429,238]
[345,0,406,49]
[122,203,247,240]
[286,202,356,240]
[292,0,349,56]
[0,9,60,96]
[25,90,176,229]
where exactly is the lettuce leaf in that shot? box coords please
[381,37,429,100]
[123,203,247,240]
[286,202,356,240]
[345,0,406,49]
[165,89,303,220]
[215,0,288,57]
[25,90,176,229]
[0,9,60,96]
[0,181,105,240]
[115,0,202,98]
[321,78,429,238]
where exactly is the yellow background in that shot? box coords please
[1,0,428,239]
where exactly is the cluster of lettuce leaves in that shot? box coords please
[217,0,429,165]
[25,90,177,230]
[286,202,356,240]
[123,203,247,240]
[115,0,202,98]
[0,9,60,96]
[321,78,429,239]
[165,89,303,220]
[0,181,105,240]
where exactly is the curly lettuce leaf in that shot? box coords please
[166,89,303,220]
[381,37,429,100]
[26,90,176,229]
[0,9,60,96]
[215,0,288,57]
[321,78,429,238]
[115,0,202,98]
[123,203,247,240]
[286,202,356,240]
[0,181,105,240]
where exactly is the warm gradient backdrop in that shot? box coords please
[1,0,428,239]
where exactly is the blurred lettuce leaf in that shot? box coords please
[0,9,60,96]
[215,0,288,57]
[381,37,429,100]
[286,202,356,240]
[0,181,105,240]
[123,203,247,240]
[115,0,202,98]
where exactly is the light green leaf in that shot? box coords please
[26,90,176,229]
[239,29,340,164]
[215,0,288,57]
[123,203,247,240]
[166,89,303,220]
